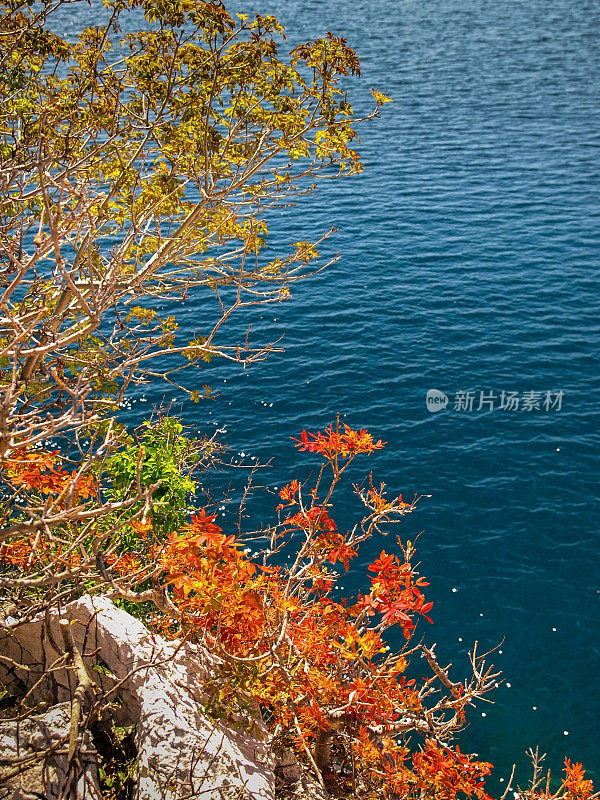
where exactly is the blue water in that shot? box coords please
[108,0,600,787]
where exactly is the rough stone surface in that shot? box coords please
[0,703,101,800]
[272,746,328,800]
[0,595,275,800]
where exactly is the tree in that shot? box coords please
[0,0,388,614]
[0,2,595,799]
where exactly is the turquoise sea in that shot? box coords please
[60,0,600,787]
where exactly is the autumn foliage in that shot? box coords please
[2,422,590,800]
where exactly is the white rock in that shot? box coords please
[0,703,101,800]
[0,595,274,800]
